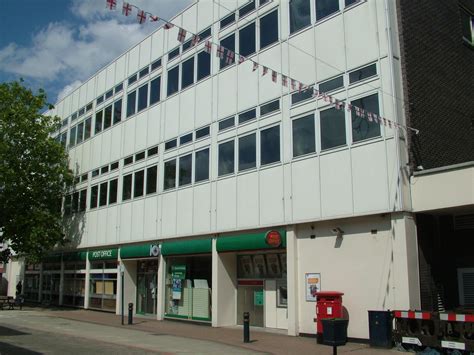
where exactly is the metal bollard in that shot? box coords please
[128,303,133,325]
[243,312,250,343]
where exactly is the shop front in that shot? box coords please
[161,238,212,322]
[88,248,118,312]
[62,251,87,307]
[24,263,41,302]
[41,255,62,305]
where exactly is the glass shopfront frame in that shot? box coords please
[89,260,118,312]
[42,262,61,305]
[63,261,86,307]
[136,259,158,315]
[24,263,41,302]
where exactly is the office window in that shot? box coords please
[146,165,158,194]
[128,74,137,85]
[219,116,235,131]
[109,178,118,204]
[165,139,177,150]
[197,51,211,81]
[220,34,235,69]
[127,91,136,117]
[76,122,84,144]
[124,156,133,166]
[69,126,76,147]
[64,194,72,215]
[101,166,109,174]
[168,47,180,61]
[181,57,195,89]
[167,66,179,96]
[79,189,87,212]
[260,0,270,5]
[135,151,145,162]
[260,99,280,116]
[72,191,79,212]
[105,89,113,100]
[137,84,148,112]
[238,133,256,171]
[239,0,256,17]
[164,159,176,190]
[84,117,92,140]
[220,13,235,28]
[99,182,108,207]
[180,133,193,145]
[95,111,103,134]
[110,162,119,171]
[260,10,279,49]
[182,39,192,52]
[147,146,158,157]
[345,0,359,7]
[104,104,112,129]
[349,64,377,84]
[151,58,162,71]
[218,140,235,176]
[92,169,100,178]
[199,28,212,40]
[114,83,123,94]
[196,126,210,139]
[60,132,67,147]
[290,0,311,34]
[113,99,122,124]
[351,93,380,142]
[122,174,132,201]
[292,114,315,157]
[79,107,85,117]
[86,103,93,112]
[319,75,344,92]
[134,170,144,198]
[179,154,192,186]
[195,148,209,182]
[81,173,88,182]
[238,108,257,124]
[291,86,314,105]
[261,125,280,165]
[150,76,161,105]
[97,96,104,105]
[316,0,339,21]
[239,22,256,57]
[90,185,98,209]
[320,107,346,150]
[139,67,149,78]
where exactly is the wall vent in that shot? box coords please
[454,214,474,230]
[458,268,474,306]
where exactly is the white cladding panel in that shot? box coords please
[177,188,194,235]
[161,192,177,238]
[128,45,140,76]
[179,88,196,134]
[144,197,159,240]
[237,172,259,228]
[217,66,237,119]
[106,63,115,89]
[216,178,237,230]
[195,78,213,128]
[119,203,132,242]
[147,105,161,147]
[130,199,145,241]
[134,111,148,152]
[86,78,95,103]
[193,183,212,233]
[106,205,119,245]
[115,55,127,82]
[150,31,164,62]
[315,15,345,82]
[139,37,152,68]
[291,157,320,221]
[259,166,284,225]
[164,95,180,140]
[96,70,106,96]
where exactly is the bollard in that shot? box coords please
[128,303,133,325]
[243,312,250,343]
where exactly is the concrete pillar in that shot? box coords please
[116,256,122,315]
[213,242,237,327]
[157,253,166,320]
[211,238,218,327]
[84,255,90,309]
[286,225,299,336]
[122,259,137,315]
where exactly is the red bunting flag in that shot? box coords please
[137,10,146,24]
[177,28,186,43]
[367,112,373,122]
[290,79,297,91]
[122,2,132,16]
[346,103,353,112]
[106,0,117,10]
[191,35,200,46]
[313,88,320,98]
[335,100,344,110]
[282,75,288,87]
[204,41,212,53]
[388,120,392,128]
[216,45,225,59]
[323,94,332,103]
[238,55,246,64]
[262,66,268,76]
[252,62,258,71]
[272,70,277,83]
[225,50,234,65]
[149,15,159,22]
[164,22,174,29]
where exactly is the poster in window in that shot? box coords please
[265,254,281,277]
[279,254,287,277]
[172,278,182,300]
[253,254,267,278]
[305,273,321,302]
[240,256,254,278]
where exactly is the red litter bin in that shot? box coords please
[314,291,344,344]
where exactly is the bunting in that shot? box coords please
[137,10,146,24]
[122,2,132,16]
[191,35,200,46]
[262,66,268,76]
[149,14,159,22]
[225,50,234,65]
[272,70,277,83]
[177,28,186,42]
[252,62,258,72]
[164,22,174,29]
[204,41,212,53]
[106,0,117,10]
[216,45,225,59]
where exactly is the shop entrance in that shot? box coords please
[136,260,157,315]
[237,282,264,327]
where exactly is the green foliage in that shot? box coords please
[0,80,74,263]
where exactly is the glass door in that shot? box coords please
[237,286,264,327]
[136,261,157,315]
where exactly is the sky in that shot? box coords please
[0,0,193,104]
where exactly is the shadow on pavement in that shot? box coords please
[0,325,30,336]
[0,342,41,355]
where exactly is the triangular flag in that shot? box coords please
[238,55,246,64]
[164,22,174,29]
[282,75,288,87]
[252,62,258,71]
[272,70,277,83]
[262,66,268,76]
[149,14,159,22]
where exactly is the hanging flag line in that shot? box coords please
[105,0,419,135]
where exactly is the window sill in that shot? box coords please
[315,10,341,26]
[288,23,312,39]
[343,0,366,13]
[351,135,384,147]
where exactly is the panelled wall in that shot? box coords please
[50,0,407,248]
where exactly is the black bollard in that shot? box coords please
[243,312,250,343]
[128,303,133,325]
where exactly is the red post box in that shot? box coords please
[314,291,344,343]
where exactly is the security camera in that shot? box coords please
[331,227,344,236]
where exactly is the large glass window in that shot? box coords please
[127,91,136,117]
[179,154,192,186]
[218,140,235,176]
[84,117,92,139]
[197,51,211,81]
[461,9,473,45]
[69,126,77,147]
[349,63,377,84]
[196,126,210,139]
[290,0,311,34]
[319,75,344,92]
[316,0,339,21]
[239,133,256,171]
[220,34,235,69]
[122,174,132,201]
[146,165,157,194]
[219,117,235,131]
[99,182,108,207]
[109,179,118,204]
[76,122,84,144]
[292,114,316,157]
[134,170,144,198]
[181,57,195,89]
[238,108,257,124]
[95,111,103,134]
[167,66,179,96]
[137,84,148,112]
[79,189,87,212]
[351,93,381,142]
[239,22,256,57]
[239,0,256,17]
[113,99,122,124]
[261,125,280,165]
[260,10,279,49]
[320,107,346,150]
[220,13,235,28]
[150,76,161,105]
[89,262,117,312]
[90,185,98,209]
[195,148,209,182]
[104,104,112,129]
[260,100,280,116]
[164,159,177,190]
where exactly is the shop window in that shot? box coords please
[99,182,108,207]
[261,125,280,165]
[316,0,339,21]
[84,116,92,140]
[260,10,279,49]
[127,90,136,117]
[220,13,235,28]
[137,83,148,112]
[239,0,256,17]
[218,140,235,176]
[167,66,180,96]
[134,170,144,198]
[220,34,235,69]
[260,99,280,116]
[238,108,257,124]
[218,116,235,131]
[238,253,286,278]
[349,63,377,84]
[181,57,195,90]
[114,83,123,94]
[292,114,316,157]
[69,126,76,147]
[139,66,149,78]
[239,22,256,57]
[95,111,103,134]
[168,47,180,61]
[197,51,211,81]
[180,133,193,146]
[196,126,210,139]
[122,173,132,201]
[238,133,256,171]
[289,0,311,34]
[320,107,346,150]
[179,154,192,186]
[195,148,210,182]
[103,104,112,129]
[164,159,177,190]
[76,122,84,144]
[146,165,158,194]
[113,99,122,124]
[109,178,118,204]
[147,146,158,157]
[150,76,161,105]
[165,139,177,151]
[151,58,162,71]
[351,93,381,142]
[319,75,344,93]
[89,262,117,312]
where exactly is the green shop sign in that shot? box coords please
[120,243,160,259]
[89,248,118,260]
[171,265,186,280]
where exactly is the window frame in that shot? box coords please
[218,139,236,177]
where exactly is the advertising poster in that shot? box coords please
[240,256,254,278]
[305,273,321,302]
[172,278,182,300]
[265,254,281,277]
[253,254,267,278]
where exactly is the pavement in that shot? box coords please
[0,306,403,354]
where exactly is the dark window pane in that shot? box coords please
[461,10,473,43]
[316,0,339,21]
[239,22,256,57]
[260,100,280,116]
[182,39,192,52]
[165,139,177,150]
[124,156,133,166]
[319,75,344,92]
[127,91,136,117]
[71,112,78,121]
[72,191,79,212]
[196,126,210,139]
[167,66,179,96]
[180,133,193,145]
[79,108,85,117]
[147,146,158,157]
[105,90,113,100]
[195,148,209,182]
[110,162,119,170]
[197,51,211,81]
[164,160,176,190]
[150,76,161,105]
[349,64,377,84]
[181,57,195,89]
[109,179,118,204]
[60,132,67,146]
[92,169,99,178]
[345,0,359,6]
[261,125,280,165]
[219,117,235,131]
[238,108,256,124]
[260,0,269,5]
[122,174,132,200]
[86,103,93,111]
[168,47,180,61]
[128,74,137,85]
[220,34,235,69]
[260,10,279,49]
[238,133,256,171]
[90,185,98,209]
[151,58,162,71]
[81,173,88,182]
[79,189,87,212]
[146,166,157,194]
[104,105,112,129]
[99,182,108,207]
[199,28,212,40]
[218,140,235,176]
[134,170,144,198]
[290,0,311,34]
[114,83,123,94]
[179,154,192,186]
[84,117,92,140]
[239,0,256,17]
[351,93,380,142]
[64,194,72,215]
[292,114,315,157]
[320,107,346,150]
[76,122,84,144]
[137,84,148,112]
[113,99,122,124]
[135,151,145,161]
[101,166,109,174]
[291,86,314,105]
[139,67,149,78]
[220,13,235,28]
[69,126,76,147]
[95,111,103,134]
[97,96,104,105]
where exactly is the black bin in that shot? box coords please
[321,318,348,346]
[368,310,393,348]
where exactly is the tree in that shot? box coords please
[0,80,74,263]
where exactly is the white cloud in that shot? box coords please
[57,80,82,101]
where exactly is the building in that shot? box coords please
[2,0,473,340]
